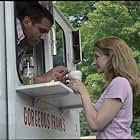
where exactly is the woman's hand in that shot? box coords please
[67,79,88,95]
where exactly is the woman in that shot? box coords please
[67,36,140,139]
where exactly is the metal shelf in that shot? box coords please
[16,81,82,109]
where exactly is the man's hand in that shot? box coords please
[34,66,68,84]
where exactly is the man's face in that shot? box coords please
[23,16,52,47]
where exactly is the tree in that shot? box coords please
[56,1,96,28]
[56,1,140,137]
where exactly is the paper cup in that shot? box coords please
[68,70,82,81]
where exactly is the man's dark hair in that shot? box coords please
[15,1,54,25]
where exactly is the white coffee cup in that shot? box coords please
[68,70,82,81]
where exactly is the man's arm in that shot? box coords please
[34,66,68,84]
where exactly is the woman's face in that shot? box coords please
[92,49,111,73]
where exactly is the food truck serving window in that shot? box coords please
[14,2,49,84]
[14,2,67,85]
[53,21,67,67]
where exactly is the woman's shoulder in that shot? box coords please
[106,76,132,92]
[104,77,132,103]
[111,76,130,86]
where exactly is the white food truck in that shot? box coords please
[0,1,83,139]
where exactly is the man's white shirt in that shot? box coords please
[16,18,25,45]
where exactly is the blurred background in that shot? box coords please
[55,1,140,138]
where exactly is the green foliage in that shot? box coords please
[132,49,140,68]
[56,1,140,137]
[56,1,96,28]
[85,73,105,102]
[80,110,96,136]
[131,95,140,138]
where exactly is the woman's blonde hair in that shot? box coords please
[94,36,140,95]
